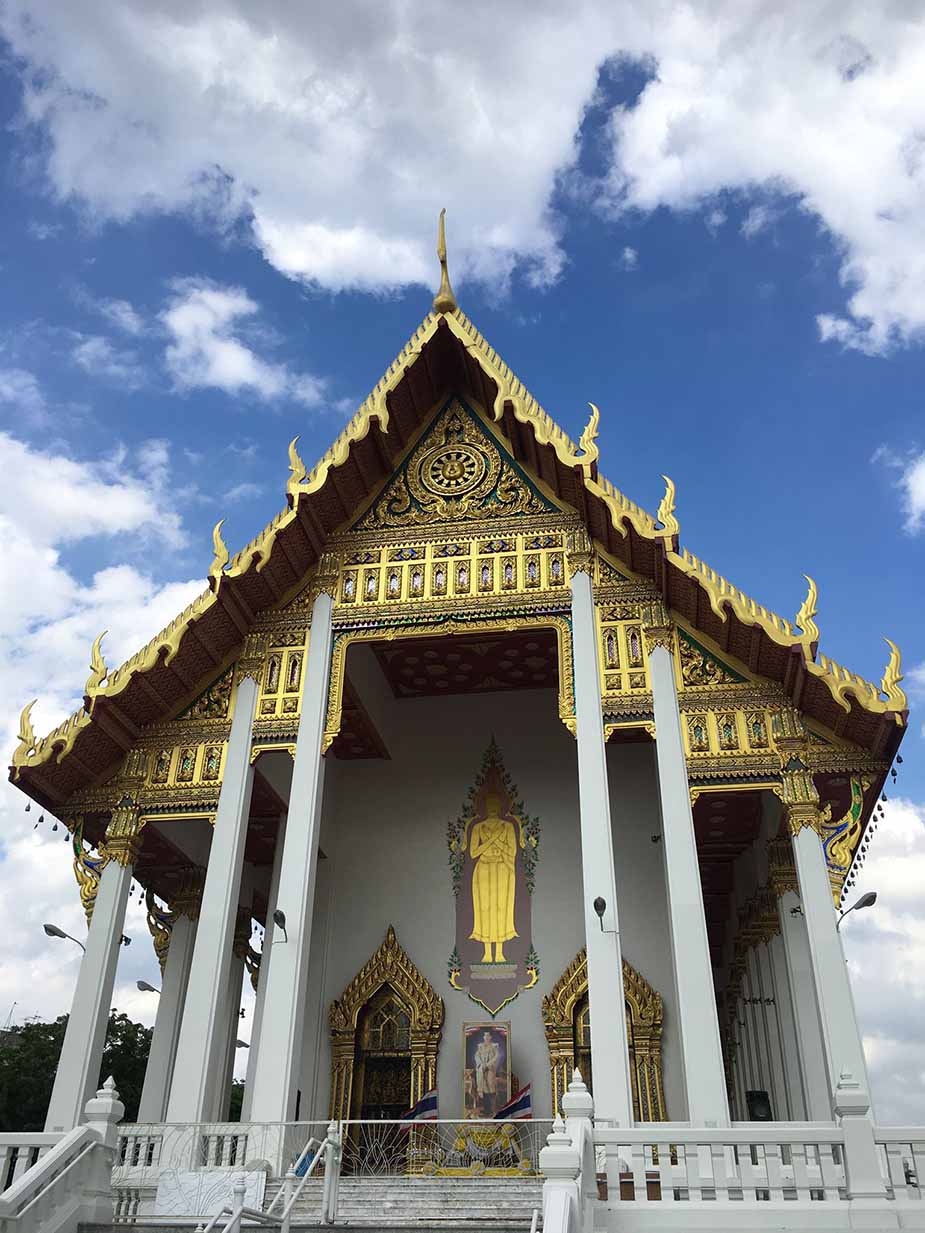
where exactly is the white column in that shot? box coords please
[769,931,808,1119]
[647,631,729,1126]
[568,564,634,1127]
[166,674,258,1122]
[215,953,246,1121]
[138,913,197,1123]
[755,944,790,1119]
[779,890,832,1119]
[45,856,133,1132]
[249,587,335,1123]
[242,814,287,1121]
[791,824,872,1112]
[742,962,767,1104]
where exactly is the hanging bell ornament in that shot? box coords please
[52,822,57,832]
[24,802,30,813]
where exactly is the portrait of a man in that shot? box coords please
[463,1021,510,1118]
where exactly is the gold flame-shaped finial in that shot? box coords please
[287,436,306,500]
[657,475,680,537]
[433,208,457,314]
[796,575,819,645]
[578,402,600,469]
[85,630,108,697]
[881,638,906,710]
[16,699,37,757]
[209,519,229,584]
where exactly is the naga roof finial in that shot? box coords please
[432,208,457,315]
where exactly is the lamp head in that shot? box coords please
[855,890,877,911]
[43,923,67,939]
[136,980,159,994]
[593,897,606,920]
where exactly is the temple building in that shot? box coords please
[5,219,912,1228]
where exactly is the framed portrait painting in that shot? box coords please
[463,1021,510,1119]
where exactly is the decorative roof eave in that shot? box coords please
[10,305,907,805]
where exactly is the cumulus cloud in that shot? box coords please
[872,445,925,533]
[162,279,325,406]
[0,367,45,418]
[97,297,144,336]
[71,334,146,388]
[842,798,925,1124]
[4,4,925,350]
[0,386,208,1038]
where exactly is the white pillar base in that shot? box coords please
[45,858,132,1132]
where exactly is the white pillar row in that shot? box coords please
[166,673,259,1122]
[755,944,791,1119]
[44,808,139,1133]
[248,576,336,1123]
[779,890,832,1120]
[646,618,729,1126]
[790,821,873,1112]
[137,912,198,1123]
[242,812,287,1121]
[738,992,757,1097]
[742,962,767,1103]
[768,931,808,1120]
[567,552,634,1127]
[215,952,246,1122]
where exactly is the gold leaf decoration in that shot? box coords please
[578,401,600,469]
[656,475,679,537]
[209,519,229,583]
[796,574,819,644]
[85,630,108,697]
[287,435,306,497]
[881,638,906,709]
[15,699,37,759]
[677,633,742,687]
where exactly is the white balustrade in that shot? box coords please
[877,1128,925,1203]
[0,1136,61,1194]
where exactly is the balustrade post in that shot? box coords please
[539,1116,581,1233]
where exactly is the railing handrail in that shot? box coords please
[10,1140,97,1224]
[264,1136,322,1215]
[874,1127,925,1141]
[0,1125,94,1217]
[336,1117,552,1125]
[0,1134,61,1149]
[594,1126,846,1146]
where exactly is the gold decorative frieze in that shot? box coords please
[258,629,308,720]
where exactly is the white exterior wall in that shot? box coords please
[302,684,681,1122]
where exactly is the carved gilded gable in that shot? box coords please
[353,397,558,531]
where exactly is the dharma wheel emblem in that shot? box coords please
[419,443,488,498]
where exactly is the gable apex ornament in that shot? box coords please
[209,519,229,588]
[433,208,457,314]
[85,630,108,700]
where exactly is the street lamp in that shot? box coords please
[136,980,160,994]
[837,890,877,931]
[43,923,85,952]
[235,1039,249,1048]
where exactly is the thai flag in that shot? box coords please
[399,1089,438,1129]
[494,1084,532,1120]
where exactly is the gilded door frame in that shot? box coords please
[328,925,445,1121]
[542,948,666,1121]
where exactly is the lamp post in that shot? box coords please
[43,923,86,952]
[837,891,877,932]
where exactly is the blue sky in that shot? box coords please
[0,2,922,1120]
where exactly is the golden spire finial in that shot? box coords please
[796,575,819,644]
[209,519,229,585]
[433,208,457,314]
[287,436,306,501]
[85,630,109,697]
[15,699,37,756]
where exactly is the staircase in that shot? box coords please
[79,1174,543,1230]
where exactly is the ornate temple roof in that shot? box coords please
[10,296,907,811]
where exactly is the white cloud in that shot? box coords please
[0,367,45,418]
[71,334,146,388]
[705,207,727,234]
[842,798,925,1124]
[98,297,144,336]
[5,4,925,350]
[740,204,778,239]
[27,220,62,241]
[873,445,925,533]
[224,481,262,502]
[618,245,638,270]
[162,278,325,406]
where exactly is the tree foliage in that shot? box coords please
[0,1010,152,1132]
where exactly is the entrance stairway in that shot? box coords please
[79,1175,544,1231]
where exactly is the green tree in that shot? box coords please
[0,1010,152,1132]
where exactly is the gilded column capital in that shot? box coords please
[310,551,340,601]
[565,527,593,578]
[237,631,267,684]
[168,866,205,921]
[100,796,144,867]
[766,837,800,898]
[641,599,673,655]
